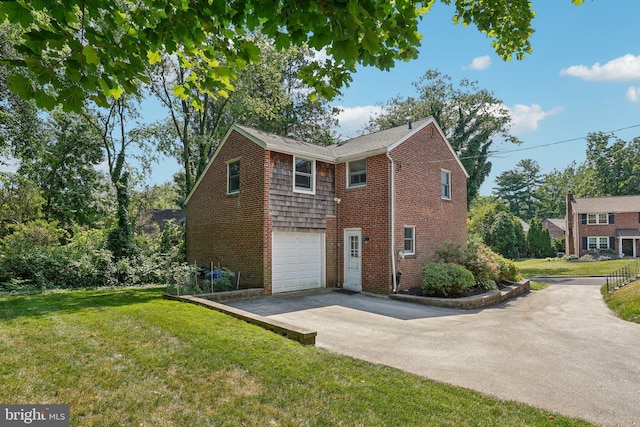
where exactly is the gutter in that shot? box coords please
[386,152,397,293]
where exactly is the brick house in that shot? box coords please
[186,118,468,295]
[542,218,565,240]
[566,192,640,257]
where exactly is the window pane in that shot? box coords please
[228,161,240,193]
[295,158,312,174]
[599,237,608,248]
[295,174,311,189]
[404,227,414,254]
[441,171,450,199]
[349,159,367,187]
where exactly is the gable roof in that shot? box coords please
[187,119,469,203]
[570,195,640,213]
[234,124,335,162]
[543,218,566,231]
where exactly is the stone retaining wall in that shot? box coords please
[389,280,530,309]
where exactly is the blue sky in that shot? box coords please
[142,1,640,196]
[330,0,640,196]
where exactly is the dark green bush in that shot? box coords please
[422,263,475,297]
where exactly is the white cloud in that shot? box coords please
[560,54,640,82]
[626,86,640,102]
[507,104,564,134]
[333,105,385,139]
[468,55,491,70]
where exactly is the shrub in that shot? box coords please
[498,257,520,282]
[434,241,469,265]
[422,263,474,297]
[475,278,498,291]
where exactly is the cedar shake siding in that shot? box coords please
[186,130,267,288]
[391,122,468,291]
[269,152,335,231]
[187,119,468,295]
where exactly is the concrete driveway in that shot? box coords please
[229,278,640,426]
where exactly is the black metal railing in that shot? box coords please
[605,259,640,293]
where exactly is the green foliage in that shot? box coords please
[421,262,475,297]
[12,109,105,227]
[0,0,538,113]
[0,172,44,236]
[526,219,554,258]
[433,240,521,287]
[552,236,566,254]
[149,36,341,199]
[468,197,525,258]
[0,220,187,292]
[212,268,237,292]
[493,159,542,222]
[367,71,520,204]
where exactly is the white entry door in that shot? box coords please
[343,229,362,292]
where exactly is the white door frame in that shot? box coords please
[343,228,362,292]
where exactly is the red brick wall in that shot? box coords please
[186,131,268,289]
[574,212,640,256]
[391,123,468,291]
[336,154,392,294]
[326,216,338,287]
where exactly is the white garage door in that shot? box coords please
[272,232,325,293]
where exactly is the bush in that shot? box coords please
[0,220,188,293]
[475,278,498,291]
[422,263,475,297]
[433,240,521,288]
[498,257,520,282]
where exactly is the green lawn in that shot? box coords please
[516,258,632,277]
[0,287,592,426]
[602,280,640,324]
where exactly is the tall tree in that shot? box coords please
[367,70,520,204]
[148,37,340,199]
[0,22,39,157]
[0,172,44,235]
[493,159,542,221]
[81,98,157,259]
[12,110,105,227]
[584,132,640,196]
[0,0,558,112]
[468,196,525,258]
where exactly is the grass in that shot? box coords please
[515,257,631,277]
[0,287,592,426]
[529,281,549,291]
[602,280,640,324]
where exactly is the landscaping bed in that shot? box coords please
[392,280,530,309]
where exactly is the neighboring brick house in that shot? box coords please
[566,192,640,257]
[186,118,468,295]
[542,218,565,240]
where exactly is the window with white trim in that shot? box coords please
[588,236,609,250]
[294,157,315,193]
[347,159,367,188]
[587,213,608,224]
[403,226,415,255]
[227,159,240,194]
[441,169,451,200]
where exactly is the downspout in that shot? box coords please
[386,152,397,293]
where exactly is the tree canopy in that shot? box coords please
[0,0,579,112]
[367,70,519,204]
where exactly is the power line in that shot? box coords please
[457,123,640,162]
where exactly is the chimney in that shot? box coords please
[566,190,574,255]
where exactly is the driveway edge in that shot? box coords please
[389,279,530,309]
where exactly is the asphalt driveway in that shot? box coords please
[229,277,640,426]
